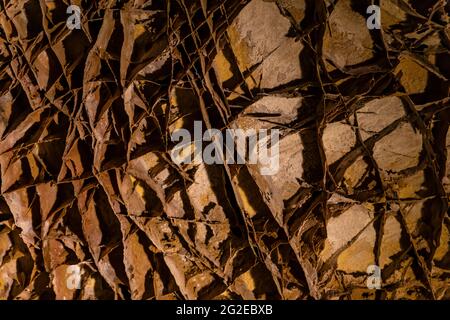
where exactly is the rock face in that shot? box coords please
[0,0,449,300]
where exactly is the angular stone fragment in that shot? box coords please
[373,122,422,174]
[322,204,374,263]
[323,122,356,164]
[355,97,406,140]
[227,0,302,89]
[323,0,374,69]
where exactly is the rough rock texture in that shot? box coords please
[0,0,449,300]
